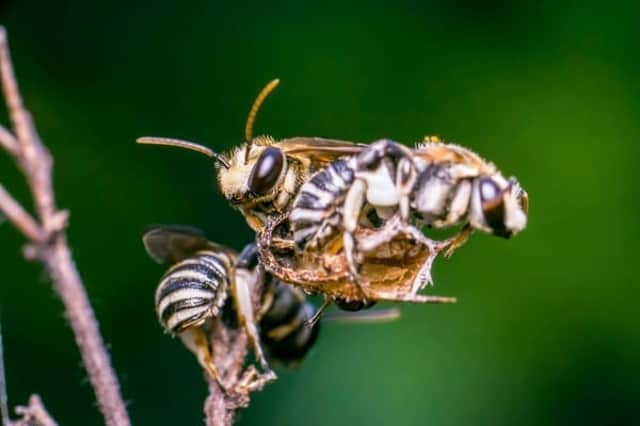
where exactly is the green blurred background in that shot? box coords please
[1,1,638,425]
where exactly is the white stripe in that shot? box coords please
[157,287,216,314]
[166,306,211,331]
[301,182,336,205]
[195,254,230,278]
[155,269,216,300]
[328,162,352,187]
[289,207,328,223]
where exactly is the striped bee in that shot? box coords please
[288,137,528,281]
[143,225,275,386]
[143,226,327,385]
[137,79,364,234]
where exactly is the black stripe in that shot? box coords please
[195,253,230,276]
[310,169,341,194]
[162,261,225,283]
[170,310,210,333]
[160,297,212,324]
[331,159,354,183]
[296,190,328,210]
[157,277,218,302]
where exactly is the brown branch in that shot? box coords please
[204,326,257,426]
[204,326,247,426]
[0,124,18,155]
[0,184,43,242]
[12,395,58,426]
[0,27,130,426]
[203,273,274,425]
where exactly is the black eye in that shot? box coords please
[479,178,509,238]
[249,147,284,195]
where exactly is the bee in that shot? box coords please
[145,224,359,381]
[288,137,529,280]
[144,226,404,373]
[143,225,276,387]
[137,79,365,234]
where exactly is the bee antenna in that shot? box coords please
[244,78,280,164]
[137,137,230,169]
[304,297,332,328]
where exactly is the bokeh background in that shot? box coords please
[0,1,638,425]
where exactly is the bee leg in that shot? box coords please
[304,296,332,328]
[443,224,473,258]
[396,157,416,223]
[179,328,224,388]
[357,215,409,253]
[356,216,446,293]
[238,365,275,393]
[232,269,277,384]
[343,231,360,278]
[343,179,367,290]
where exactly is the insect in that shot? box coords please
[137,79,365,234]
[143,225,276,388]
[144,226,403,375]
[288,137,529,280]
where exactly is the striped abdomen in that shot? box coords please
[155,250,232,334]
[289,157,356,249]
[260,279,320,365]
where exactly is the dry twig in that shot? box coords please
[202,281,274,425]
[0,27,130,426]
[12,395,58,426]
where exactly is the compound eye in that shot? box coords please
[479,178,509,237]
[248,147,284,195]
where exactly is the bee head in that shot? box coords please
[216,139,286,205]
[137,79,284,209]
[216,79,285,205]
[469,175,528,238]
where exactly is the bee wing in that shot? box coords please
[413,143,494,173]
[413,143,470,163]
[142,225,233,264]
[279,137,367,163]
